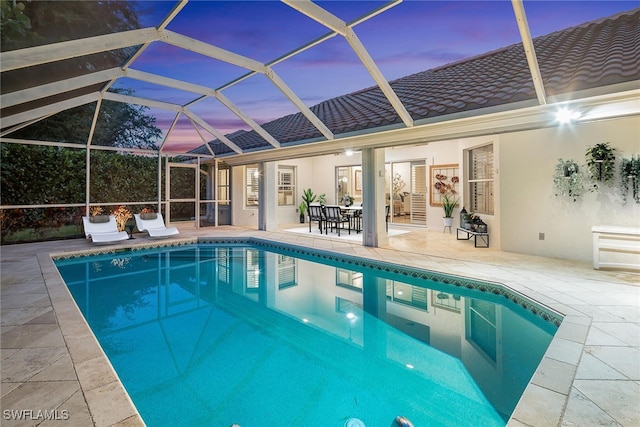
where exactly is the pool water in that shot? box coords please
[55,242,558,427]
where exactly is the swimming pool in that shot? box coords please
[54,240,559,427]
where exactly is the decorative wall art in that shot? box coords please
[430,164,459,206]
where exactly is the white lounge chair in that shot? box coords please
[134,213,179,238]
[82,215,129,244]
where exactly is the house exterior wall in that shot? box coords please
[231,166,258,227]
[310,153,363,205]
[499,115,640,261]
[229,115,639,263]
[232,157,315,227]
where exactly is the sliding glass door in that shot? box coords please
[386,161,427,226]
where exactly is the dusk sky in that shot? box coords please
[113,1,638,152]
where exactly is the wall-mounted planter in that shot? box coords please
[586,142,616,191]
[619,155,640,205]
[553,159,586,202]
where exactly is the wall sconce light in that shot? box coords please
[555,107,581,124]
[345,149,354,156]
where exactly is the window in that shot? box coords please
[468,145,494,215]
[245,248,260,291]
[466,299,497,364]
[336,268,363,291]
[277,166,295,206]
[277,255,297,289]
[217,247,230,284]
[385,281,428,310]
[245,164,259,207]
[217,165,230,205]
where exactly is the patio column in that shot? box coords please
[258,161,277,231]
[361,147,389,247]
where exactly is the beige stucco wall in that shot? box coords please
[498,115,640,261]
[232,157,315,227]
[230,115,639,263]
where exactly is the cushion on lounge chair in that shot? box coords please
[140,212,157,220]
[89,215,110,223]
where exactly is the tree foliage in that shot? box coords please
[93,95,162,149]
[1,145,170,243]
[0,1,175,243]
[89,151,159,204]
[0,0,32,45]
[1,0,140,51]
[2,1,161,149]
[0,143,86,205]
[9,88,162,149]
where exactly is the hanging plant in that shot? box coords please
[553,159,586,202]
[619,155,640,205]
[585,142,616,191]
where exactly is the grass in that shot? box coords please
[1,224,84,245]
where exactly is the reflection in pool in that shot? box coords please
[55,242,558,427]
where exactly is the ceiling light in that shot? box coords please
[345,149,354,156]
[555,107,581,124]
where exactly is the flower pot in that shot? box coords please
[463,221,472,230]
[300,214,305,223]
[443,217,454,227]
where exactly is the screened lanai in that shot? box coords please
[1,0,639,247]
[2,4,640,425]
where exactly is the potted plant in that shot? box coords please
[110,205,132,232]
[301,188,326,222]
[88,206,109,224]
[470,214,487,232]
[553,158,586,202]
[442,193,459,228]
[462,210,473,229]
[586,142,616,190]
[340,193,354,206]
[620,155,640,205]
[298,202,307,223]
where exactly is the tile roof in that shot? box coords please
[193,9,640,157]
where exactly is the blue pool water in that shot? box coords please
[55,241,558,427]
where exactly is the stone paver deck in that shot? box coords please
[1,225,638,426]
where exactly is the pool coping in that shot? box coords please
[41,235,578,426]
